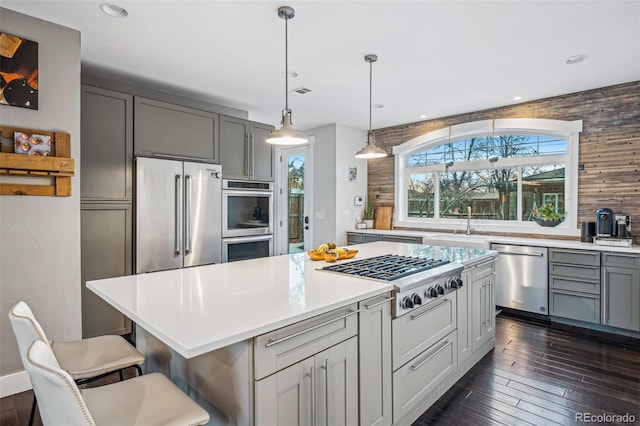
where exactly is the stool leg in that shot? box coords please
[119,370,124,381]
[134,364,143,377]
[28,394,37,426]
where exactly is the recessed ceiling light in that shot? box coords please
[512,96,523,101]
[100,3,128,18]
[372,104,384,109]
[564,54,587,65]
[419,114,427,119]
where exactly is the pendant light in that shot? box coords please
[266,6,308,146]
[355,54,387,159]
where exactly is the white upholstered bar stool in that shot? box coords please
[9,301,145,425]
[25,339,210,426]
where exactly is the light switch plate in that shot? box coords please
[354,196,364,206]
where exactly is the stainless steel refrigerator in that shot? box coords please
[135,157,222,273]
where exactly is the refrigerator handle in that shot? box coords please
[175,175,183,255]
[185,175,192,254]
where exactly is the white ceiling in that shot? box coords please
[3,1,639,131]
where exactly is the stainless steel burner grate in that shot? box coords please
[321,254,450,281]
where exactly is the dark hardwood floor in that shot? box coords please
[414,315,640,425]
[2,315,638,426]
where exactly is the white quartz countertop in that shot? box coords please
[88,243,425,359]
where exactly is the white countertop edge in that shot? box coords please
[89,281,394,359]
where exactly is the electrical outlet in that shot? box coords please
[354,196,364,206]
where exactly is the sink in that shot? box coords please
[424,234,490,249]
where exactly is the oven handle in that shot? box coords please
[222,189,273,197]
[410,298,450,321]
[223,235,273,244]
[265,309,360,348]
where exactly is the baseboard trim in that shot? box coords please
[0,370,32,398]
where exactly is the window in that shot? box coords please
[393,119,582,235]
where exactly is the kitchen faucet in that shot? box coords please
[466,206,472,235]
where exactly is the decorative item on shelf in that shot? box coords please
[532,203,565,227]
[265,6,308,146]
[355,54,387,159]
[363,192,375,228]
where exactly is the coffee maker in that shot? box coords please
[614,214,630,238]
[595,208,613,237]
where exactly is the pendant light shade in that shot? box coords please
[266,6,308,146]
[355,54,387,159]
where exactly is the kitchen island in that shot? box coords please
[88,241,497,426]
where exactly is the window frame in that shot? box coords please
[393,118,582,236]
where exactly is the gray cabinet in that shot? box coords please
[549,249,601,324]
[471,262,495,353]
[358,293,392,426]
[346,232,422,245]
[219,115,274,181]
[134,97,219,162]
[457,270,472,365]
[80,204,132,338]
[601,253,640,331]
[81,85,133,201]
[255,337,358,426]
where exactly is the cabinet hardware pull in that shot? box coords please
[184,175,192,254]
[602,269,607,324]
[250,134,255,180]
[175,175,182,255]
[410,299,449,321]
[245,134,250,178]
[605,253,637,258]
[321,359,329,423]
[411,340,452,371]
[552,249,597,256]
[265,309,360,347]
[467,259,495,270]
[511,299,524,304]
[364,296,394,310]
[309,365,315,426]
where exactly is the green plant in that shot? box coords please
[533,203,565,221]
[363,193,375,220]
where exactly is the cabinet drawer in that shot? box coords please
[550,275,600,295]
[470,259,495,282]
[601,252,640,269]
[549,263,600,280]
[549,249,599,266]
[392,292,456,371]
[392,331,457,424]
[346,232,363,245]
[254,304,358,380]
[550,290,600,324]
[363,234,381,243]
[380,235,423,244]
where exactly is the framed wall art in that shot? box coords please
[0,32,38,110]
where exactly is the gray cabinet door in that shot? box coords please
[358,294,392,426]
[219,115,250,179]
[251,122,275,181]
[81,204,132,338]
[81,85,133,201]
[134,97,219,161]
[550,290,600,323]
[602,266,640,331]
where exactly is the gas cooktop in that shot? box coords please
[321,254,451,281]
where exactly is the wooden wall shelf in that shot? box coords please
[0,125,74,196]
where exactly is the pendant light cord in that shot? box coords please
[284,15,289,113]
[368,58,372,133]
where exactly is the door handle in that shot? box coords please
[175,175,182,255]
[184,175,192,254]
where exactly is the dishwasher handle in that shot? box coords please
[491,244,547,257]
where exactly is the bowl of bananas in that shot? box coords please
[308,242,358,262]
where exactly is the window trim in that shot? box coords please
[392,118,582,236]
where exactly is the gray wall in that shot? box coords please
[0,8,82,381]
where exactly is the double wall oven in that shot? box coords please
[222,179,274,262]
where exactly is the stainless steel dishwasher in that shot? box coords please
[491,243,548,315]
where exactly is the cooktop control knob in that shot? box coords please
[401,296,414,309]
[411,293,422,306]
[436,284,445,295]
[428,287,438,298]
[450,277,463,288]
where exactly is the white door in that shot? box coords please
[277,143,313,254]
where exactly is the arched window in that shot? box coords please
[393,118,582,236]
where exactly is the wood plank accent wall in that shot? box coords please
[368,81,640,237]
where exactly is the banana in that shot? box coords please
[335,247,346,255]
[317,244,329,253]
